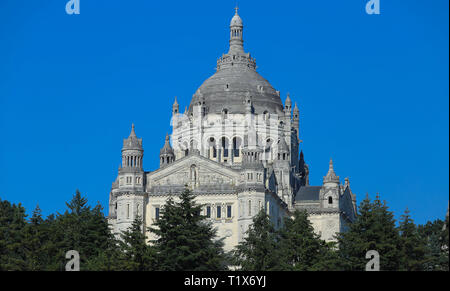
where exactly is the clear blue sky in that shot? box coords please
[0,0,448,224]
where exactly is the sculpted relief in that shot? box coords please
[150,165,235,187]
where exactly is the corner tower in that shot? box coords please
[109,124,146,236]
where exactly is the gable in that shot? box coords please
[146,154,240,188]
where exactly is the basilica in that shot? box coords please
[108,9,357,251]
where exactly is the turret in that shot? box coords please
[113,124,146,236]
[321,159,340,209]
[293,102,299,139]
[273,130,292,206]
[121,124,143,170]
[229,7,244,54]
[323,159,340,187]
[172,97,179,115]
[160,133,175,168]
[284,93,292,115]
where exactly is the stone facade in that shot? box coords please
[108,9,357,251]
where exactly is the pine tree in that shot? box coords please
[0,199,27,270]
[22,204,47,270]
[336,194,402,271]
[419,218,448,271]
[441,214,449,271]
[398,208,427,271]
[149,187,227,271]
[117,215,156,271]
[276,210,339,271]
[46,190,115,270]
[233,209,280,271]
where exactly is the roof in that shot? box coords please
[230,8,243,27]
[189,64,283,115]
[188,10,284,116]
[123,124,143,150]
[295,186,322,202]
[160,133,174,155]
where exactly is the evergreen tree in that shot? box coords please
[398,208,427,271]
[336,194,402,271]
[116,215,156,271]
[419,218,448,271]
[46,190,115,270]
[441,214,449,271]
[149,187,227,271]
[233,209,280,271]
[0,199,27,270]
[277,210,339,271]
[22,205,48,270]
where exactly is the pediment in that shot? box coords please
[147,155,240,188]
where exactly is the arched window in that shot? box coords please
[190,165,197,185]
[221,137,229,157]
[222,108,228,119]
[233,137,241,157]
[328,197,333,204]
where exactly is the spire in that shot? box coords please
[160,133,174,168]
[229,7,244,54]
[344,177,350,189]
[293,102,300,139]
[277,131,289,153]
[165,132,170,144]
[160,133,173,155]
[323,158,339,185]
[123,123,142,150]
[172,96,179,114]
[121,124,143,169]
[285,93,292,107]
[284,93,292,115]
[129,123,136,138]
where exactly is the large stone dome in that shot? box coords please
[188,9,284,116]
[189,66,283,115]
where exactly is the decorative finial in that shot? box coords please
[128,123,137,138]
[235,6,239,15]
[329,158,334,170]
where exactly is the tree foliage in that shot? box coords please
[149,188,227,271]
[233,209,280,271]
[0,189,448,271]
[336,195,403,271]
